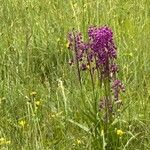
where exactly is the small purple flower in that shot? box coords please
[112,80,125,100]
[110,64,119,73]
[112,80,125,91]
[67,32,88,62]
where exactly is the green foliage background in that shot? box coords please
[0,0,150,149]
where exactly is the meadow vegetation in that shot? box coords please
[0,0,150,149]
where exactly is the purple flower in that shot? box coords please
[67,32,88,62]
[112,80,125,100]
[67,26,125,123]
[110,64,119,77]
[68,26,117,70]
[88,26,116,59]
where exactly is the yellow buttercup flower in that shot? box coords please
[117,129,124,136]
[30,91,37,96]
[34,100,42,112]
[18,120,26,128]
[35,100,40,106]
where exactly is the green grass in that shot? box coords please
[0,0,150,149]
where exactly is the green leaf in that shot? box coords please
[67,119,90,133]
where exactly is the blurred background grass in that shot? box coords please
[0,0,150,149]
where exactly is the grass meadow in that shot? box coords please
[0,0,150,149]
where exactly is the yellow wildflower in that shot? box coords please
[34,100,42,112]
[0,138,11,145]
[18,120,26,128]
[117,129,124,136]
[35,100,40,106]
[30,91,37,96]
